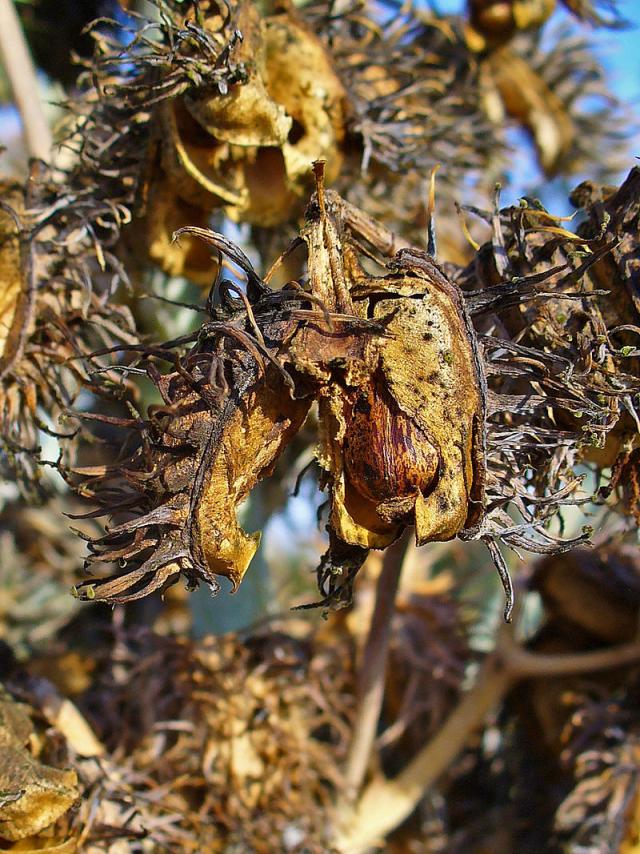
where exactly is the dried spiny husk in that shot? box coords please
[0,171,136,491]
[74,249,313,603]
[0,686,79,842]
[568,169,640,462]
[0,182,30,373]
[465,0,627,178]
[466,0,625,51]
[555,689,640,851]
[291,191,486,552]
[76,174,626,612]
[466,0,555,50]
[457,167,640,520]
[249,176,497,612]
[65,0,246,287]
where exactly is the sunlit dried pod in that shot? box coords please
[145,0,347,245]
[72,233,316,602]
[68,0,626,286]
[465,0,625,50]
[73,170,625,618]
[292,170,486,557]
[476,22,627,176]
[0,685,79,842]
[298,170,622,612]
[555,686,640,851]
[72,0,493,279]
[466,0,555,50]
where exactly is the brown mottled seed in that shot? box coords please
[344,373,439,506]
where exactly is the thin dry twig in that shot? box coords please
[344,529,411,798]
[0,0,52,161]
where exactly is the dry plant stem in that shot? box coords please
[336,628,640,852]
[336,655,514,853]
[344,528,411,799]
[0,0,52,162]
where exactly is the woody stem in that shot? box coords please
[0,0,52,162]
[344,528,411,799]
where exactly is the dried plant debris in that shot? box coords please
[70,0,348,282]
[0,169,136,492]
[70,167,635,617]
[465,0,626,50]
[0,499,98,658]
[1,626,354,852]
[481,23,628,177]
[382,584,470,769]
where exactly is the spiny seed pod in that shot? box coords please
[466,0,625,51]
[74,168,626,617]
[466,0,556,50]
[72,235,317,602]
[475,22,627,177]
[1,624,354,851]
[157,0,347,229]
[69,0,625,290]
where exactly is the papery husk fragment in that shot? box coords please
[0,687,79,842]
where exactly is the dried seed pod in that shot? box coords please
[457,167,640,527]
[466,0,625,50]
[0,686,79,842]
[476,22,627,177]
[292,176,486,555]
[3,625,354,851]
[555,687,640,852]
[466,0,555,50]
[149,0,347,235]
